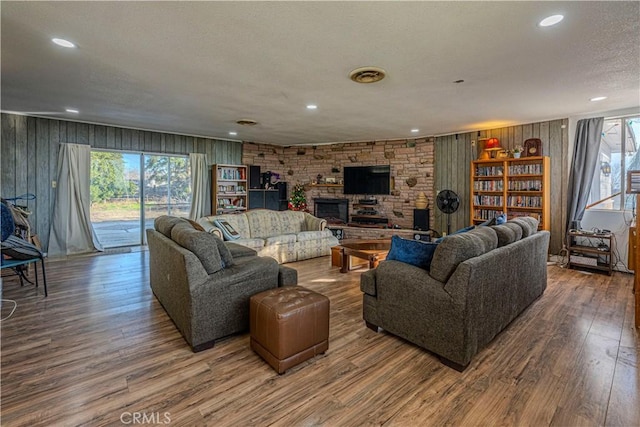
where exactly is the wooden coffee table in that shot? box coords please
[331,239,391,273]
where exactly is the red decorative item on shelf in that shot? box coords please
[485,138,500,149]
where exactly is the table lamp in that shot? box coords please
[484,138,502,158]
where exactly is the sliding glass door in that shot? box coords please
[143,155,191,234]
[90,151,190,248]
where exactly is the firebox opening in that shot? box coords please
[314,198,349,224]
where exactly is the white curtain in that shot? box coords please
[48,143,103,256]
[188,153,209,219]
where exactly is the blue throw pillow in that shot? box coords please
[386,235,439,270]
[495,213,507,225]
[213,219,240,241]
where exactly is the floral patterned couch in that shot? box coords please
[197,209,339,264]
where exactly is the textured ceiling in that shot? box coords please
[2,1,639,146]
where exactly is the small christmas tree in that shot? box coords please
[288,184,308,211]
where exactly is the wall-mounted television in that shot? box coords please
[343,165,391,195]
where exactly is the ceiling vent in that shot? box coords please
[236,119,258,126]
[349,67,386,84]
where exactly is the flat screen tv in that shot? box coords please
[343,165,391,195]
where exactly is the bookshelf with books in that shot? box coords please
[470,156,550,230]
[212,164,248,214]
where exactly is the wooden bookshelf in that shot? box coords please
[470,156,550,230]
[212,164,248,215]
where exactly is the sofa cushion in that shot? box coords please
[225,242,257,258]
[235,238,266,251]
[491,223,523,247]
[214,235,234,267]
[278,211,306,234]
[213,219,241,241]
[434,224,475,243]
[386,235,439,270]
[246,210,284,239]
[155,216,189,238]
[171,224,224,274]
[510,217,539,237]
[266,234,297,245]
[297,230,333,242]
[469,226,499,251]
[430,227,498,283]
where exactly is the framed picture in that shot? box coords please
[325,177,337,184]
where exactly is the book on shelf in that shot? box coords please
[475,166,504,176]
[218,167,245,180]
[508,164,541,175]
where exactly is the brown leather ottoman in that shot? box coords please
[250,286,329,374]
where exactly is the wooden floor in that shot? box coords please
[1,253,638,426]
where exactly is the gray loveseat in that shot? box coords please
[360,217,550,370]
[147,216,297,351]
[197,209,339,264]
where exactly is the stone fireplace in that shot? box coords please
[314,198,349,224]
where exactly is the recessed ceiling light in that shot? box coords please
[539,15,564,27]
[590,96,607,102]
[52,38,76,48]
[306,105,318,110]
[229,131,238,136]
[411,129,419,133]
[65,108,79,113]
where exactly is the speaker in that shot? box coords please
[413,233,431,242]
[249,165,261,189]
[413,208,430,231]
[328,227,343,241]
[275,181,287,200]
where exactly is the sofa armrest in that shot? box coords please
[360,269,377,296]
[303,213,327,231]
[146,229,209,346]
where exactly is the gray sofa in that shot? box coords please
[360,217,550,370]
[197,209,339,264]
[147,216,297,352]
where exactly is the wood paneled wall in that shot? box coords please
[434,119,569,254]
[1,111,569,253]
[0,113,241,251]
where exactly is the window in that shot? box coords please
[588,116,640,210]
[90,150,191,248]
